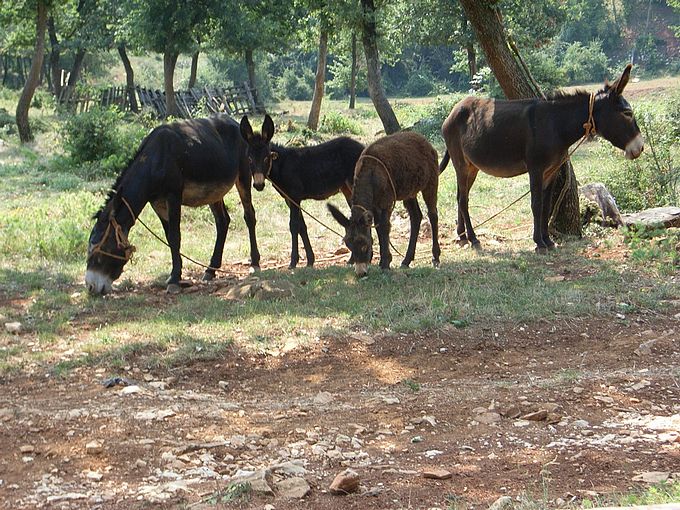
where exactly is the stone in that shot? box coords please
[489,496,513,510]
[231,469,274,496]
[271,461,307,476]
[313,391,334,405]
[635,338,658,356]
[19,445,35,454]
[277,477,311,499]
[329,468,360,495]
[500,406,521,419]
[573,386,585,394]
[218,381,229,390]
[522,410,548,421]
[85,440,104,455]
[622,207,680,229]
[422,468,452,480]
[4,322,22,334]
[572,419,590,428]
[85,470,103,482]
[476,412,502,424]
[632,471,670,484]
[120,385,142,395]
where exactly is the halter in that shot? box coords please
[89,197,136,262]
[583,92,597,138]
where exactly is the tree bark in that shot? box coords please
[16,0,47,143]
[360,0,400,134]
[349,32,357,109]
[47,16,61,97]
[188,50,199,89]
[118,44,138,113]
[458,0,581,237]
[307,29,328,130]
[244,49,260,108]
[163,50,180,117]
[466,41,477,78]
[67,48,86,88]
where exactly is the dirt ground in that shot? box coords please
[0,293,679,509]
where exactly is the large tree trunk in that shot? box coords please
[349,32,357,109]
[118,44,138,113]
[307,29,328,130]
[188,50,199,89]
[16,0,47,143]
[458,0,581,237]
[360,0,400,134]
[163,50,179,117]
[47,16,61,97]
[244,49,260,108]
[466,41,477,78]
[67,48,86,88]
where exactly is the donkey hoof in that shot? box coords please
[166,283,182,294]
[249,265,261,274]
[202,271,216,282]
[400,262,410,269]
[432,259,440,268]
[471,241,482,251]
[535,246,549,255]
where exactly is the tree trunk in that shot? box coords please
[118,44,138,113]
[2,56,8,86]
[67,48,86,88]
[458,0,581,237]
[466,41,477,78]
[16,0,47,143]
[188,50,199,89]
[360,0,400,134]
[244,49,260,108]
[47,16,61,97]
[163,50,179,117]
[307,29,328,131]
[349,32,357,109]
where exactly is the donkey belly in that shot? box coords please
[182,181,233,207]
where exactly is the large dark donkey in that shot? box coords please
[240,115,364,268]
[328,131,441,277]
[440,64,644,252]
[85,115,260,295]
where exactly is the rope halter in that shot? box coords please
[583,92,597,138]
[89,198,136,262]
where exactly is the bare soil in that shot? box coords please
[1,300,679,509]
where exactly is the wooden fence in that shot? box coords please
[57,82,264,118]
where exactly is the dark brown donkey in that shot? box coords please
[328,131,442,277]
[440,64,644,252]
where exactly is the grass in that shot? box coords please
[1,82,679,376]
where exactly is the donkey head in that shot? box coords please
[85,196,134,295]
[240,114,276,191]
[327,203,374,277]
[595,64,644,160]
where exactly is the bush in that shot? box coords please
[279,68,314,101]
[319,111,363,135]
[601,95,679,211]
[61,107,147,178]
[410,95,465,143]
[562,41,609,84]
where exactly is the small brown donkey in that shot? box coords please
[440,64,644,252]
[328,131,441,277]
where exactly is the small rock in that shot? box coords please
[120,385,142,395]
[231,469,274,496]
[632,471,670,484]
[277,477,311,499]
[143,374,154,382]
[422,468,452,480]
[411,436,424,443]
[218,381,229,391]
[313,391,334,405]
[4,322,22,334]
[522,410,548,421]
[149,381,168,390]
[85,470,103,482]
[19,445,35,454]
[593,395,615,404]
[329,468,360,495]
[424,450,443,458]
[572,419,590,428]
[85,441,104,455]
[382,396,400,405]
[489,495,513,510]
[476,412,502,424]
[573,386,584,394]
[500,406,521,419]
[513,420,531,427]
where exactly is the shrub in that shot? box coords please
[410,95,465,143]
[319,111,363,135]
[562,41,609,84]
[279,68,314,101]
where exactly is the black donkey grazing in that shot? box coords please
[86,115,260,295]
[240,115,364,268]
[328,131,442,277]
[440,64,643,252]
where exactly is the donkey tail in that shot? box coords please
[438,150,450,174]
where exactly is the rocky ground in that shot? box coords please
[1,305,679,510]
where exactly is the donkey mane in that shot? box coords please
[545,88,592,101]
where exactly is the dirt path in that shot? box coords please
[1,312,679,509]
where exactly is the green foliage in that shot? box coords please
[319,111,363,135]
[623,225,680,274]
[410,96,462,143]
[279,67,314,101]
[601,95,680,211]
[562,40,610,84]
[61,107,147,178]
[403,68,450,97]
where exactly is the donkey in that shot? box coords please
[328,131,442,277]
[440,64,644,252]
[240,115,364,269]
[85,114,260,295]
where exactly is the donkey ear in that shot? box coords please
[611,64,632,95]
[240,115,254,142]
[262,114,275,143]
[327,203,350,228]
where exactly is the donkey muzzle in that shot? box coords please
[625,134,644,160]
[354,262,368,278]
[85,269,113,295]
[253,173,266,191]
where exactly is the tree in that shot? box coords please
[360,0,400,134]
[459,0,581,237]
[16,0,48,143]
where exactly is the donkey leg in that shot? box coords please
[287,201,301,269]
[296,208,315,267]
[401,198,422,268]
[422,183,441,267]
[340,182,355,265]
[203,201,231,281]
[528,170,548,253]
[165,194,183,292]
[235,171,260,270]
[541,178,557,250]
[376,210,393,271]
[458,165,480,248]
